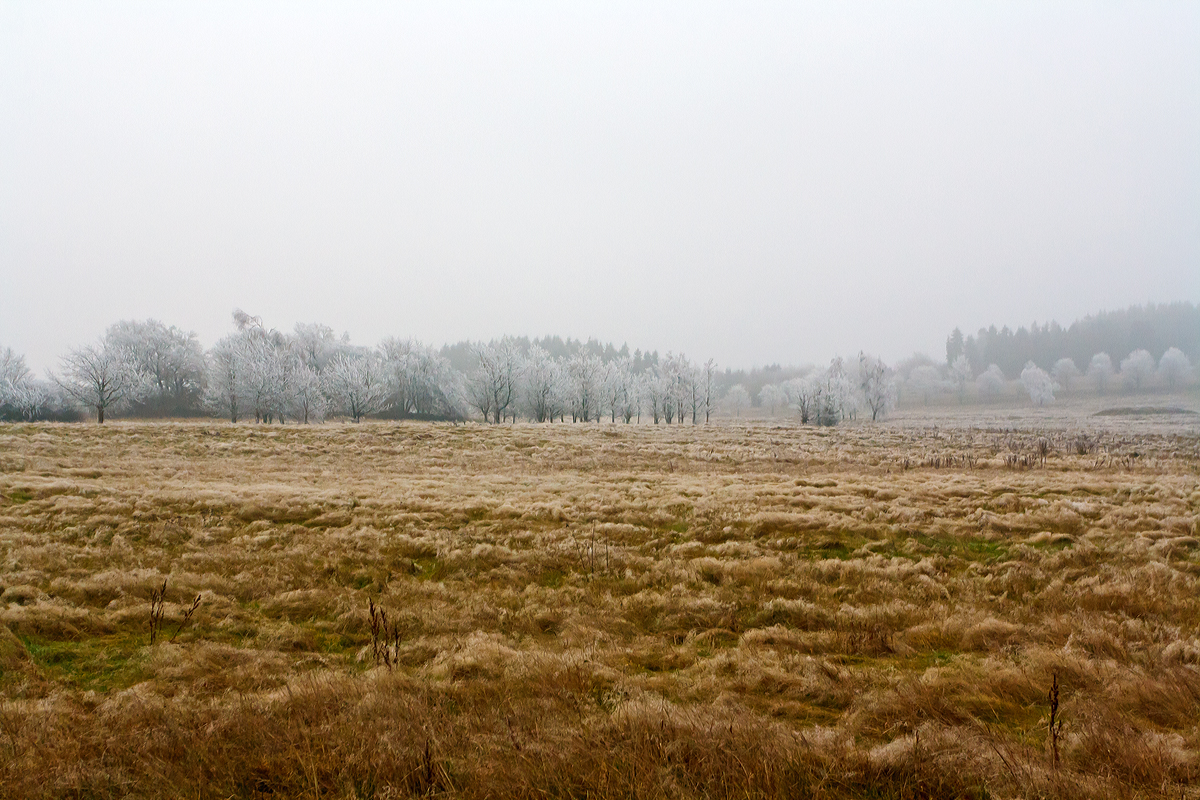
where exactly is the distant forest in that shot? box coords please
[946,303,1200,378]
[439,336,661,376]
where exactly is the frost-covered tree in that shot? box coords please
[724,384,750,418]
[323,352,388,422]
[601,357,634,423]
[567,351,604,422]
[0,346,26,385]
[759,383,786,416]
[645,369,666,423]
[976,364,1007,401]
[949,354,972,404]
[1088,353,1114,394]
[289,363,326,423]
[683,360,705,424]
[1158,347,1193,390]
[701,359,718,424]
[8,380,59,421]
[1120,349,1155,391]
[105,319,206,415]
[656,353,692,425]
[469,339,521,423]
[858,352,896,421]
[521,345,567,423]
[784,375,818,424]
[0,346,64,421]
[204,310,297,423]
[379,338,460,419]
[1052,358,1080,393]
[53,341,134,423]
[239,330,297,423]
[293,323,347,374]
[205,335,245,422]
[634,371,658,424]
[617,360,642,423]
[1020,361,1054,405]
[0,346,30,415]
[816,357,857,425]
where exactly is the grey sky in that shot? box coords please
[2,2,1198,374]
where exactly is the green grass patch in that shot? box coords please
[21,634,146,692]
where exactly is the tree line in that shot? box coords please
[945,302,1200,379]
[0,311,900,426]
[4,305,1193,424]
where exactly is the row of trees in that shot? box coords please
[6,310,1192,425]
[2,313,736,425]
[464,341,720,425]
[734,345,1195,418]
[3,313,906,426]
[753,354,895,424]
[903,348,1194,408]
[945,302,1200,379]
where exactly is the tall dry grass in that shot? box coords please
[0,416,1198,798]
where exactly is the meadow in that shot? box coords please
[1,405,1198,799]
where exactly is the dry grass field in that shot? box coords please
[1,409,1199,799]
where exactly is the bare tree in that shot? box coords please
[662,353,692,424]
[1088,353,1113,394]
[684,362,704,424]
[470,339,520,423]
[783,375,816,424]
[54,341,132,423]
[724,384,750,418]
[616,359,641,423]
[642,369,668,424]
[858,352,895,421]
[816,357,855,425]
[702,359,717,423]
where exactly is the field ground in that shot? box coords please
[1,400,1198,798]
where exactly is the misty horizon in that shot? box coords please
[8,300,1200,380]
[2,3,1198,375]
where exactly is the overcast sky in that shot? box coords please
[2,2,1198,373]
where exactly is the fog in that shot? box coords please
[2,2,1198,373]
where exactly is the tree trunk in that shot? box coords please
[97,405,104,424]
